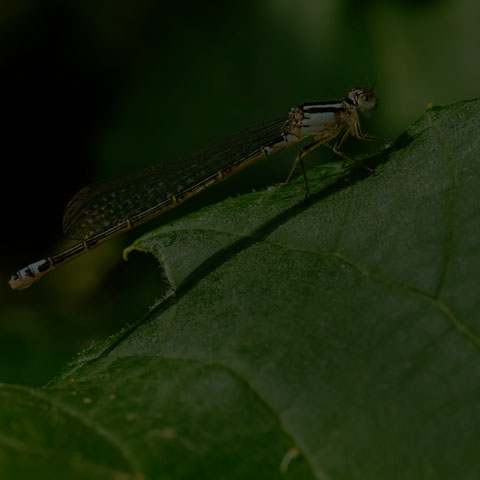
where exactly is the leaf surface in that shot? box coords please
[2,99,480,480]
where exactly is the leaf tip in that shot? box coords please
[122,245,135,261]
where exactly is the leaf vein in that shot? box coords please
[4,384,141,473]
[426,111,458,300]
[331,251,480,351]
[263,240,480,351]
[115,354,329,480]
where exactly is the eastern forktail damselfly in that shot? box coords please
[9,87,386,290]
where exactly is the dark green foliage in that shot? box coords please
[1,99,479,479]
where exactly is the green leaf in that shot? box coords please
[2,99,480,480]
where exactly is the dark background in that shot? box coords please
[0,0,479,386]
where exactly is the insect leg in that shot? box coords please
[282,139,327,197]
[353,120,390,146]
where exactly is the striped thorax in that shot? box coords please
[288,87,378,141]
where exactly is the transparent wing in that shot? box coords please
[63,115,289,240]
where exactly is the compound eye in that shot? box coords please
[363,93,376,107]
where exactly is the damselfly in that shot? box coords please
[9,87,386,290]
